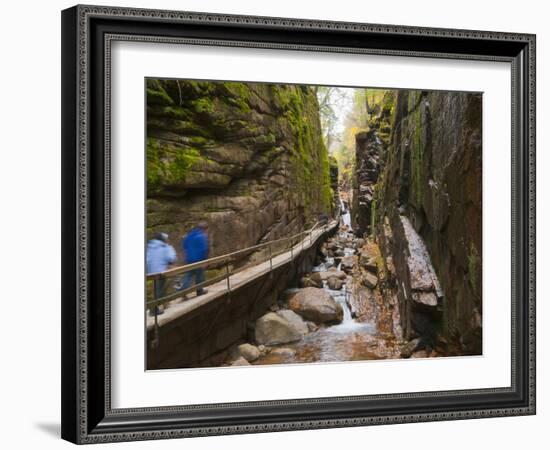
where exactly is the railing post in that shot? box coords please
[151,278,160,349]
[152,278,159,317]
[269,243,273,271]
[226,261,231,293]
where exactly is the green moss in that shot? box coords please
[370,197,377,237]
[146,80,333,217]
[148,104,192,121]
[192,97,214,114]
[146,138,163,192]
[221,82,252,113]
[276,85,333,216]
[146,138,201,193]
[467,243,480,290]
[147,86,174,106]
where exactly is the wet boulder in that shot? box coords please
[288,287,343,323]
[255,310,308,345]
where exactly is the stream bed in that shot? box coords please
[253,226,402,366]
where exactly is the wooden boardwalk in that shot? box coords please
[146,220,338,331]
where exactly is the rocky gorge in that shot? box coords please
[146,81,483,368]
[147,79,335,262]
[353,89,482,356]
[221,225,436,367]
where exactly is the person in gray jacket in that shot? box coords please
[146,232,176,315]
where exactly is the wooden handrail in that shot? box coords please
[146,222,321,280]
[146,220,336,309]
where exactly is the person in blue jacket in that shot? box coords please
[180,221,210,297]
[146,232,176,315]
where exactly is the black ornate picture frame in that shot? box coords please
[61,4,536,444]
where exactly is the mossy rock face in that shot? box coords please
[369,89,482,354]
[146,79,333,263]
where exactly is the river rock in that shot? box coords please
[300,272,323,288]
[288,287,343,323]
[231,357,251,366]
[400,338,423,358]
[359,251,378,274]
[319,270,346,281]
[255,310,308,345]
[327,276,344,290]
[361,271,378,289]
[236,343,261,362]
[340,256,356,273]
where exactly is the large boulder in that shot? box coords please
[288,288,343,323]
[255,310,308,345]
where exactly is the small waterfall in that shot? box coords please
[340,198,351,228]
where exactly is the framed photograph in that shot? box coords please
[61,4,536,444]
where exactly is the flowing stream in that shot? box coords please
[340,199,352,228]
[254,228,400,365]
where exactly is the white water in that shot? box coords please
[312,245,375,334]
[340,198,352,228]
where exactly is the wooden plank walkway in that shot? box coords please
[146,220,338,330]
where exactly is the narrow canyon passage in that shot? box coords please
[146,80,482,369]
[253,218,404,366]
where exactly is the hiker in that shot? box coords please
[146,232,176,315]
[319,212,329,226]
[180,221,210,297]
